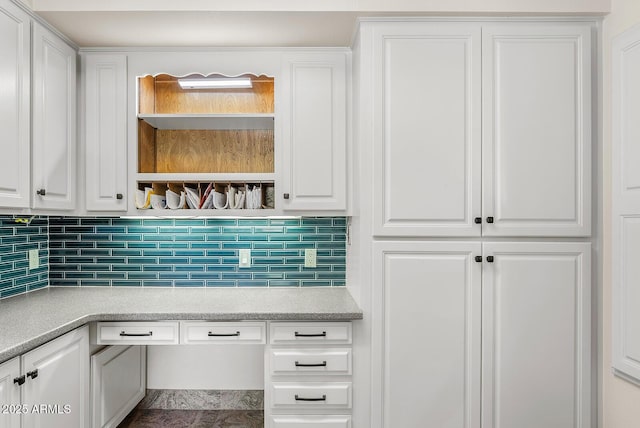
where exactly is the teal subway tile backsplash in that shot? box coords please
[49,217,346,288]
[0,216,49,299]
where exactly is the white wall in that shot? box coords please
[602,1,640,427]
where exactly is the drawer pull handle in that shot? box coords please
[295,361,327,367]
[14,375,25,386]
[120,331,153,337]
[208,331,241,337]
[26,370,38,380]
[294,331,327,338]
[295,394,326,402]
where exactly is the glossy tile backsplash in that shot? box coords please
[49,217,346,288]
[0,216,49,299]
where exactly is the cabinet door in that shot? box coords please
[370,23,482,237]
[482,23,591,236]
[280,53,347,211]
[0,1,30,208]
[22,326,89,428]
[0,357,20,428]
[84,54,128,211]
[373,241,481,428]
[32,23,77,210]
[612,23,640,384]
[482,242,590,428]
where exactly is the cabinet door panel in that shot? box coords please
[0,357,20,428]
[482,24,591,236]
[32,23,76,210]
[612,24,640,384]
[373,241,481,428]
[84,54,127,211]
[22,326,89,428]
[372,23,481,236]
[281,53,347,211]
[482,242,590,428]
[0,2,30,208]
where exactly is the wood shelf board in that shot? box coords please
[138,114,275,130]
[136,173,276,182]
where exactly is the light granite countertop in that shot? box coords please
[0,287,363,363]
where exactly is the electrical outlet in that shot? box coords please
[304,249,317,268]
[29,249,39,269]
[239,249,251,268]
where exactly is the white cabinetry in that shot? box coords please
[0,0,30,209]
[91,345,145,428]
[84,54,128,212]
[373,242,481,428]
[612,24,640,384]
[367,22,591,237]
[266,321,352,428]
[481,242,591,428]
[31,22,77,210]
[482,24,591,236]
[0,357,21,428]
[280,53,348,212]
[370,22,482,237]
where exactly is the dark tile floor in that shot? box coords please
[117,409,264,428]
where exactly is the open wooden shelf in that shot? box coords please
[138,113,274,130]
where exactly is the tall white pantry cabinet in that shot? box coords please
[352,20,593,428]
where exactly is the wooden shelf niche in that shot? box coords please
[137,73,275,174]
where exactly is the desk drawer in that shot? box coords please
[271,382,352,410]
[271,415,352,428]
[180,321,266,344]
[270,322,352,345]
[270,348,352,375]
[96,322,179,345]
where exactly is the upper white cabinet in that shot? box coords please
[0,0,30,209]
[612,23,640,384]
[369,22,482,237]
[482,23,592,237]
[280,52,348,212]
[365,21,592,237]
[84,54,128,211]
[482,242,591,428]
[32,22,77,210]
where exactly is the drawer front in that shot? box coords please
[271,382,352,409]
[270,348,352,375]
[180,321,266,344]
[96,322,179,345]
[270,322,352,345]
[271,415,352,428]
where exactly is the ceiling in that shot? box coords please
[29,0,610,48]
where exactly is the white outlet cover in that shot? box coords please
[29,249,39,270]
[239,249,251,268]
[304,249,317,268]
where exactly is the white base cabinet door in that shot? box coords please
[0,357,20,428]
[22,326,90,428]
[280,53,348,212]
[481,23,591,237]
[482,242,591,428]
[32,22,76,210]
[0,0,30,209]
[91,345,146,428]
[373,242,481,428]
[84,54,128,212]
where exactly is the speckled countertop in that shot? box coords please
[0,287,363,363]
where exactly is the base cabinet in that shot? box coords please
[271,415,352,428]
[373,241,590,428]
[91,345,146,428]
[0,357,21,428]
